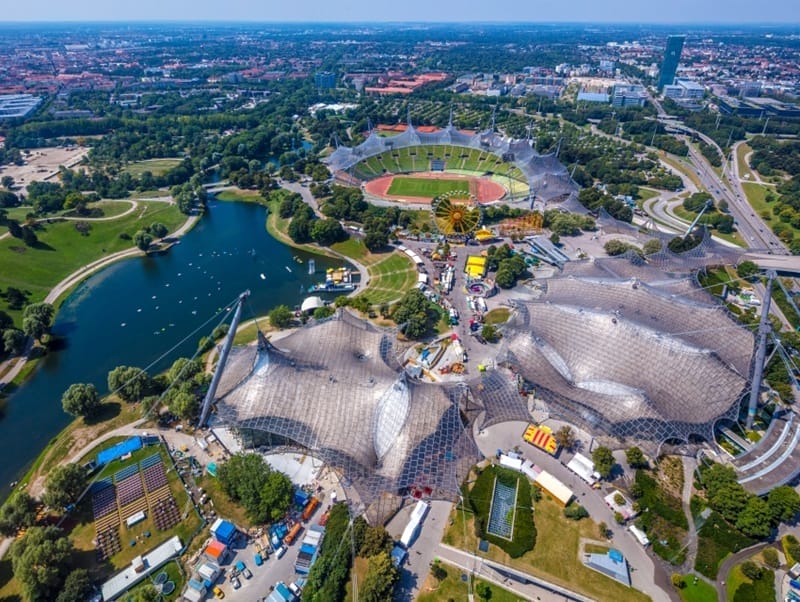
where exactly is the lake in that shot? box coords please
[0,200,347,496]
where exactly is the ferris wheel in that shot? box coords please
[431,192,482,238]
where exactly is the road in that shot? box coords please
[436,543,590,602]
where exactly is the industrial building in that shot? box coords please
[0,93,42,119]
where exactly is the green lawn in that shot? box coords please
[736,143,754,181]
[636,187,660,202]
[677,574,717,602]
[213,189,266,204]
[387,176,470,199]
[726,564,774,602]
[484,308,510,325]
[0,201,187,325]
[123,158,184,177]
[417,569,521,602]
[443,495,649,602]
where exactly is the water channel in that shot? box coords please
[1,199,348,496]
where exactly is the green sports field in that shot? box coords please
[387,176,470,198]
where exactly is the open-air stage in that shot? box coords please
[362,172,507,204]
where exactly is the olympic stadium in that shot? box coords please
[324,119,579,205]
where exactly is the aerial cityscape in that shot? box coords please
[0,6,799,602]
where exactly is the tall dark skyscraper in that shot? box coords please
[658,35,685,90]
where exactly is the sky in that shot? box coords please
[3,0,797,24]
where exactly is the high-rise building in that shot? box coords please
[315,71,336,90]
[657,36,685,91]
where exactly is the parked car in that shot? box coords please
[213,586,225,599]
[232,577,241,590]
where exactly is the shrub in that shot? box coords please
[671,573,686,589]
[564,504,589,521]
[762,547,780,569]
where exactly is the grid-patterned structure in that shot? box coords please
[325,124,578,203]
[214,311,480,514]
[487,277,755,444]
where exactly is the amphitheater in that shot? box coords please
[324,121,579,204]
[211,254,757,519]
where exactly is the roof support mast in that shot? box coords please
[746,271,775,429]
[199,290,250,428]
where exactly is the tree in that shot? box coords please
[167,386,199,421]
[431,561,448,582]
[736,260,760,280]
[736,496,773,538]
[549,232,560,246]
[740,560,763,581]
[625,447,648,469]
[133,230,153,251]
[360,551,400,602]
[3,328,26,355]
[671,573,686,589]
[149,222,168,238]
[258,470,294,522]
[598,521,609,539]
[313,306,335,320]
[475,581,493,601]
[22,302,54,342]
[710,482,751,522]
[592,446,615,479]
[563,504,589,520]
[0,492,37,536]
[393,289,438,339]
[43,463,87,509]
[310,218,346,246]
[359,525,393,558]
[762,547,780,569]
[481,324,499,343]
[166,357,201,384]
[269,304,294,329]
[767,485,800,523]
[61,383,101,418]
[1,175,14,189]
[107,365,152,402]
[554,426,576,452]
[218,453,293,523]
[56,569,93,602]
[643,239,663,255]
[11,526,74,601]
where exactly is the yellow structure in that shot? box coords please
[465,255,487,279]
[523,424,559,455]
[475,227,495,242]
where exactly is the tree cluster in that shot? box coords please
[700,463,800,538]
[543,209,595,236]
[392,289,440,339]
[484,244,528,289]
[577,188,633,222]
[217,453,294,523]
[603,239,643,257]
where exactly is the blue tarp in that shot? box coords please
[299,543,316,555]
[213,520,237,545]
[294,489,310,507]
[97,437,142,466]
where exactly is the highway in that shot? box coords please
[648,91,788,255]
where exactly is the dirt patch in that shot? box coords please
[362,172,506,204]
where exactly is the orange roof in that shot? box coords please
[205,540,226,558]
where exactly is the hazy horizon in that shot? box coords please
[3,0,799,25]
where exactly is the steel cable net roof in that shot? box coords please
[481,277,755,443]
[214,311,479,508]
[325,125,578,202]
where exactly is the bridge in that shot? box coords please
[743,252,800,275]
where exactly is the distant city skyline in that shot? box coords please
[3,0,799,24]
